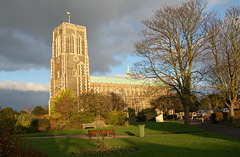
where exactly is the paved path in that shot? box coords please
[27,121,240,140]
[187,120,240,140]
[27,135,133,139]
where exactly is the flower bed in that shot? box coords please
[72,146,137,156]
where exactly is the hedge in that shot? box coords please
[211,110,240,123]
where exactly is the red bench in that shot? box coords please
[88,129,115,139]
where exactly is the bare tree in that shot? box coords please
[78,91,111,116]
[151,92,183,115]
[78,91,127,116]
[108,92,127,111]
[23,105,33,113]
[200,94,225,110]
[205,7,240,123]
[134,0,208,125]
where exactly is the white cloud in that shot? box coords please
[207,0,231,9]
[106,74,126,79]
[0,80,49,92]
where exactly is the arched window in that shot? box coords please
[69,34,74,53]
[56,88,61,96]
[57,70,60,78]
[66,34,74,53]
[77,36,81,54]
[57,36,62,57]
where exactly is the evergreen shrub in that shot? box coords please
[38,118,51,132]
[69,113,95,129]
[15,124,29,134]
[105,111,126,125]
[166,115,177,120]
[29,119,39,133]
[138,108,157,121]
[128,108,135,117]
[49,113,66,131]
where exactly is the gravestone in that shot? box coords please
[156,114,164,122]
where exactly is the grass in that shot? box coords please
[29,132,240,157]
[26,121,204,137]
[26,129,88,137]
[221,120,240,128]
[26,121,240,156]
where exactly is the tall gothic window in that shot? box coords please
[69,34,74,53]
[57,36,61,57]
[66,34,74,53]
[77,36,81,54]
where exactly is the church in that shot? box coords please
[49,21,169,113]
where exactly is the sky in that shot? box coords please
[0,0,239,111]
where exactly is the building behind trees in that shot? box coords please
[49,22,169,114]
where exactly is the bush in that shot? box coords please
[0,112,17,156]
[166,115,177,120]
[212,110,240,123]
[128,108,135,117]
[69,113,95,129]
[91,135,109,150]
[104,111,126,125]
[15,114,31,130]
[50,119,67,131]
[29,119,39,133]
[49,113,67,131]
[15,124,29,134]
[0,111,47,156]
[32,106,48,116]
[93,120,106,128]
[38,118,51,132]
[138,108,157,121]
[136,115,146,122]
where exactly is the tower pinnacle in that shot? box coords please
[126,63,132,80]
[67,12,71,23]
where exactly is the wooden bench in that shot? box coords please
[88,129,115,139]
[82,123,96,129]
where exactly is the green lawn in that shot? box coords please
[30,132,240,157]
[26,121,240,156]
[26,121,204,137]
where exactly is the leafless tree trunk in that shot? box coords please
[134,0,208,125]
[205,7,240,123]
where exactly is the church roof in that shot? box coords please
[90,76,163,86]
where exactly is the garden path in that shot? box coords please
[181,120,240,140]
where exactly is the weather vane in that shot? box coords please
[67,12,71,23]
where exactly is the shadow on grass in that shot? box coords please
[124,131,135,136]
[30,137,91,157]
[29,121,240,156]
[26,129,88,137]
[110,133,240,157]
[130,121,205,134]
[129,120,240,142]
[30,133,240,157]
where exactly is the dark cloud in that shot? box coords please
[0,89,49,111]
[0,0,187,74]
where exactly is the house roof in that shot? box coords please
[90,76,163,86]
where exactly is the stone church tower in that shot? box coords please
[48,20,170,115]
[49,22,90,106]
